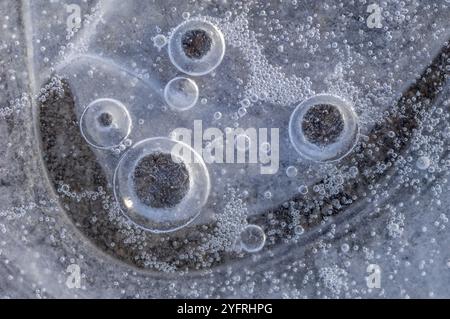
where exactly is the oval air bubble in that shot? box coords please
[80,98,132,149]
[113,137,210,233]
[289,94,359,163]
[168,19,225,76]
[164,77,199,111]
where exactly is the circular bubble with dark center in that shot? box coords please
[181,29,212,60]
[302,104,344,146]
[289,94,359,162]
[132,152,190,208]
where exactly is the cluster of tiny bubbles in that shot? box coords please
[386,205,405,239]
[195,187,248,258]
[1,75,64,119]
[53,184,184,273]
[37,75,64,103]
[208,12,313,107]
[0,93,30,119]
[57,182,107,201]
[0,202,37,220]
[388,101,450,196]
[89,186,252,272]
[323,54,391,129]
[318,266,349,296]
[57,182,179,272]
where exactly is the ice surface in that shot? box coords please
[0,0,449,298]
